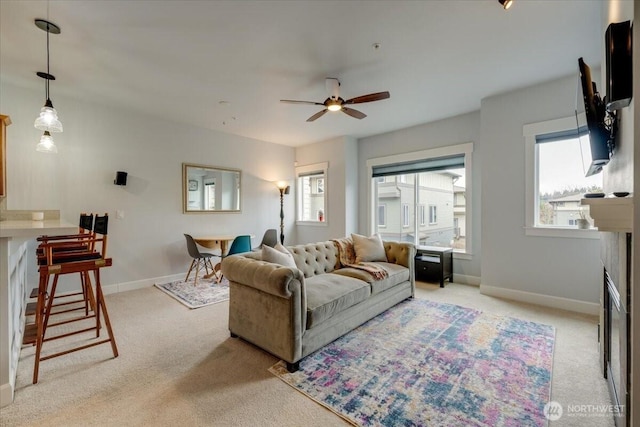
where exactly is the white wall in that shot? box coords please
[1,83,295,291]
[357,111,481,281]
[479,75,602,304]
[295,136,358,243]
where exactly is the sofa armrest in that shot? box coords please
[222,254,305,299]
[383,241,415,269]
[222,254,307,362]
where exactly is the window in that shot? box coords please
[429,205,437,224]
[367,142,473,253]
[205,182,215,210]
[524,115,602,237]
[402,204,410,227]
[296,162,328,223]
[378,204,386,227]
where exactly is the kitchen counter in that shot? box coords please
[0,218,77,407]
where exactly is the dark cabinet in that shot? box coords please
[415,246,453,287]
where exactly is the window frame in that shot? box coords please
[429,204,437,225]
[401,203,410,228]
[366,142,473,256]
[295,162,328,226]
[378,204,387,227]
[523,114,598,239]
[418,204,426,226]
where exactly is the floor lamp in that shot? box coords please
[276,182,290,245]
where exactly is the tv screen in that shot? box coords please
[578,57,611,177]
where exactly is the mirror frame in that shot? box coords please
[182,163,242,213]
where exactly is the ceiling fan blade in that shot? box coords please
[344,91,390,105]
[307,109,328,122]
[280,99,324,106]
[342,107,367,120]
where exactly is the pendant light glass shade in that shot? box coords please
[36,131,58,153]
[34,99,63,132]
[34,18,62,153]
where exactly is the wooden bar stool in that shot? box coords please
[26,213,97,326]
[32,213,118,384]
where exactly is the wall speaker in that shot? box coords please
[114,171,128,186]
[605,20,632,111]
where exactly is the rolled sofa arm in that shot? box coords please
[222,254,305,298]
[383,241,415,269]
[222,254,307,363]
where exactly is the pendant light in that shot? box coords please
[498,0,513,10]
[33,18,63,144]
[36,131,58,153]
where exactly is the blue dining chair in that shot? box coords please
[218,235,252,282]
[227,235,252,256]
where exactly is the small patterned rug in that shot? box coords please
[154,277,229,309]
[270,298,555,427]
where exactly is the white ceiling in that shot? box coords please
[0,0,602,147]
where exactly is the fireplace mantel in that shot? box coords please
[581,196,633,233]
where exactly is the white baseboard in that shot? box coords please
[0,382,13,408]
[102,273,185,295]
[480,284,599,316]
[452,274,481,286]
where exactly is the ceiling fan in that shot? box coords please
[280,78,390,122]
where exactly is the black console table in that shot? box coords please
[415,246,453,287]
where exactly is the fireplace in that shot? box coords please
[602,233,631,427]
[581,196,633,426]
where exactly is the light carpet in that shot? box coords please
[154,276,229,308]
[270,298,555,427]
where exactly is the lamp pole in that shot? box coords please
[277,183,290,245]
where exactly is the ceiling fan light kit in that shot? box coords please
[281,78,390,122]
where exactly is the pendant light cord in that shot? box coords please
[45,0,51,100]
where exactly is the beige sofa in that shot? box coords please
[221,238,415,372]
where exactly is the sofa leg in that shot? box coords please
[230,332,238,338]
[286,361,300,373]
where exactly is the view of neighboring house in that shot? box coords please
[545,193,594,228]
[375,170,465,249]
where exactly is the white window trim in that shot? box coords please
[523,114,598,239]
[295,161,328,226]
[419,204,426,226]
[366,142,473,254]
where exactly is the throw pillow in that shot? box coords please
[262,243,297,268]
[351,233,387,263]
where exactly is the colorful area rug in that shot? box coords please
[270,299,555,427]
[154,277,229,309]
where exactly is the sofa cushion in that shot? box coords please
[351,233,387,263]
[261,243,296,268]
[305,274,371,329]
[331,262,410,295]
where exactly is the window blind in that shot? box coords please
[535,126,587,144]
[372,154,464,178]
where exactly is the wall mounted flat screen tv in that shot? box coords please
[578,57,611,177]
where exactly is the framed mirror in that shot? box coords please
[182,163,241,213]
